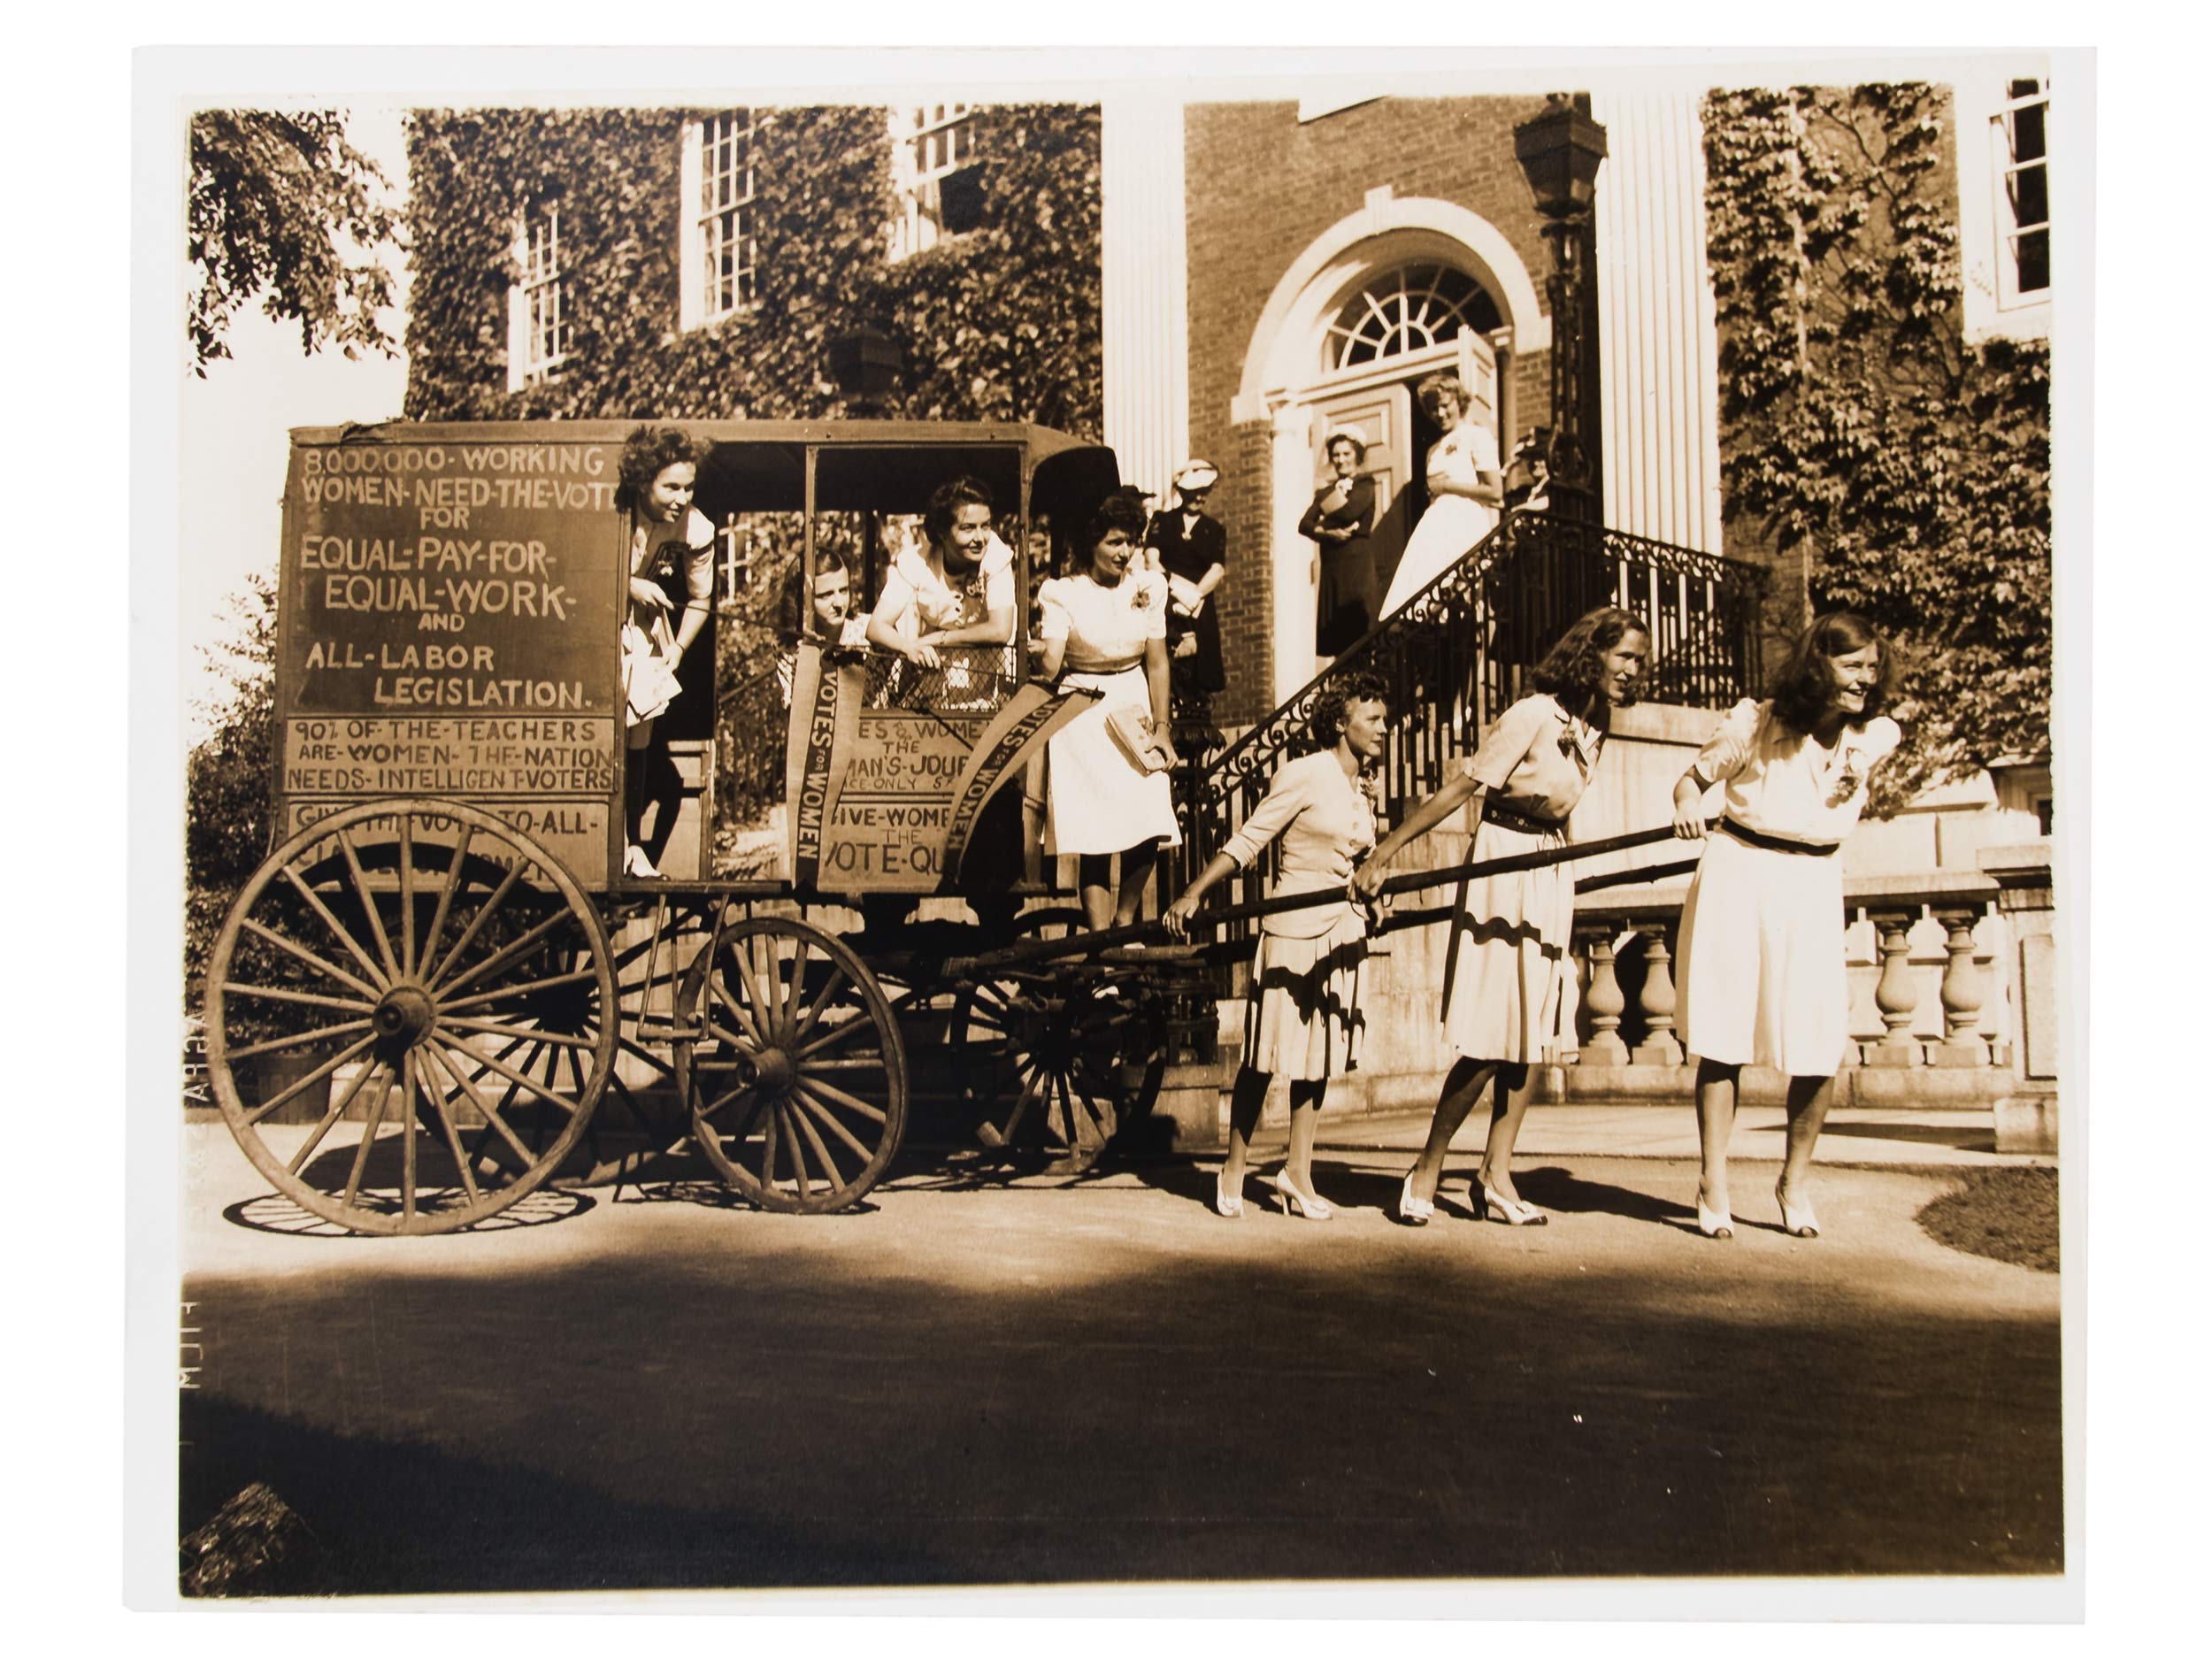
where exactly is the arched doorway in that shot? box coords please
[1237,197,1547,703]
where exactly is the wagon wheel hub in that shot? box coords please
[741,1047,797,1099]
[373,983,437,1047]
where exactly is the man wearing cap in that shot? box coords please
[1300,426,1379,656]
[1145,458,1228,706]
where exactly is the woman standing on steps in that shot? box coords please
[1353,607,1650,1226]
[1164,672,1390,1220]
[1670,612,1901,1241]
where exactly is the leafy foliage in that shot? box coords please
[185,573,279,1007]
[401,104,1102,432]
[188,110,402,376]
[1702,83,2052,810]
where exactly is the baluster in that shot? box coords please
[1630,928,1684,1066]
[1863,906,1924,1067]
[1578,920,1630,1064]
[1929,905,1991,1067]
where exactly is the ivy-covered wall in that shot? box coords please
[402,103,1102,431]
[1702,83,2052,809]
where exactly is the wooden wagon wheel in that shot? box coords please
[949,956,1168,1175]
[672,916,908,1213]
[204,800,618,1236]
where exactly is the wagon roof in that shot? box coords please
[288,417,1108,460]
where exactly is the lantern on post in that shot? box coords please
[828,326,904,416]
[1514,96,1609,524]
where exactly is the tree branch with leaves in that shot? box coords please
[188,109,403,375]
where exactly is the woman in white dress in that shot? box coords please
[1377,372,1506,618]
[1671,613,1901,1240]
[617,426,717,878]
[1355,607,1650,1225]
[1164,672,1389,1220]
[1035,490,1182,930]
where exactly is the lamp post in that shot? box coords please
[827,326,904,417]
[1514,95,1608,525]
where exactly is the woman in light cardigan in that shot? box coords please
[1164,672,1390,1220]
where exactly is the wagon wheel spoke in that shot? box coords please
[426,1039,543,1170]
[710,972,768,1052]
[419,1055,486,1208]
[423,855,526,990]
[794,1074,888,1125]
[399,1050,421,1222]
[242,918,386,1003]
[412,822,474,979]
[434,909,576,1003]
[794,1008,882,1062]
[271,864,390,993]
[779,1102,818,1202]
[724,938,782,1042]
[334,828,404,984]
[436,967,603,1016]
[790,961,858,1047]
[227,1018,376,1064]
[241,1033,379,1125]
[219,980,376,1017]
[288,1054,386,1176]
[791,1085,878,1168]
[341,1056,393,1209]
[438,1015,600,1050]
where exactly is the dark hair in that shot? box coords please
[1770,611,1898,733]
[774,557,855,647]
[615,425,698,513]
[1080,488,1152,552]
[1325,433,1367,465]
[924,475,996,549]
[1307,670,1393,752]
[1527,605,1650,726]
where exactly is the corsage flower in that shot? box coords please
[1131,584,1155,611]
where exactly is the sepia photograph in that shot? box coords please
[135,38,2087,1615]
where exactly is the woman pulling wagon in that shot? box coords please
[618,425,717,879]
[1670,612,1901,1240]
[1354,606,1650,1226]
[1164,672,1391,1220]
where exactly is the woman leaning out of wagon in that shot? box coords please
[1034,488,1182,931]
[618,425,716,878]
[1353,606,1650,1226]
[1164,673,1391,1220]
[1670,612,1901,1241]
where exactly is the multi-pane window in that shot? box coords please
[700,110,760,319]
[1324,265,1502,372]
[521,204,569,382]
[890,103,980,260]
[1994,78,2051,304]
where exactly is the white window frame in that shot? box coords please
[888,102,978,262]
[1991,79,2051,310]
[505,202,570,392]
[1953,70,2052,344]
[680,110,762,330]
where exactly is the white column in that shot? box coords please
[1269,403,1317,704]
[1101,92,1190,505]
[1591,91,1725,554]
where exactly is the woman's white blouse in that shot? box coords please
[632,506,718,599]
[873,533,1016,638]
[1695,698,1901,844]
[1425,421,1502,493]
[1220,750,1380,939]
[1037,571,1168,669]
[1457,694,1601,823]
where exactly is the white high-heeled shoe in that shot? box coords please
[1272,1170,1333,1220]
[1776,1179,1821,1239]
[1477,1176,1548,1227]
[1696,1194,1734,1240]
[1396,1171,1434,1227]
[1214,1168,1244,1219]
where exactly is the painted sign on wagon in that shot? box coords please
[274,432,624,885]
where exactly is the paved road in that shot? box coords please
[179,1126,2062,1594]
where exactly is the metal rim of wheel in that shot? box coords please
[949,956,1167,1174]
[204,800,618,1236]
[560,897,711,1188]
[672,915,907,1214]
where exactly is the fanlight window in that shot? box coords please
[1324,264,1500,372]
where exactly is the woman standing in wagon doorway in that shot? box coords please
[1301,427,1379,656]
[1378,372,1505,618]
[617,425,716,879]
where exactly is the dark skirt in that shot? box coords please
[1317,539,1379,656]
